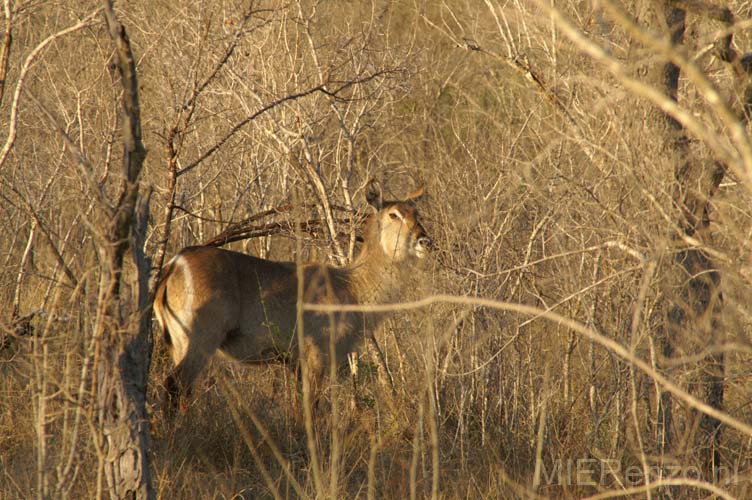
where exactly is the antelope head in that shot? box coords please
[365,180,433,262]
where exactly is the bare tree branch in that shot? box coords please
[0,8,101,171]
[176,69,396,177]
[0,0,14,106]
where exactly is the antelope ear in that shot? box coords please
[366,179,383,210]
[403,185,425,202]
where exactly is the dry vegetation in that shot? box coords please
[2,0,752,498]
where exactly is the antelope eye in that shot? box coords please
[389,212,400,220]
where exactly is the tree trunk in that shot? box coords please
[634,0,725,485]
[97,1,154,498]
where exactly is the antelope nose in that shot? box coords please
[418,236,433,250]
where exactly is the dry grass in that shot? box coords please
[2,0,752,498]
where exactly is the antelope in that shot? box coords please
[153,180,432,411]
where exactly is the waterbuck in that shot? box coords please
[153,180,432,411]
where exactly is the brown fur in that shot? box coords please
[153,181,431,411]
